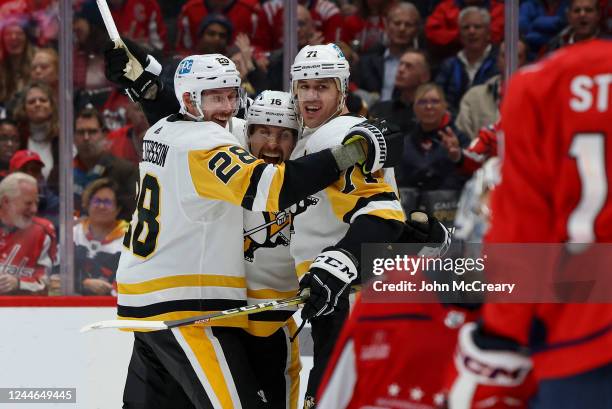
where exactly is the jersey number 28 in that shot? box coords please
[123,174,161,258]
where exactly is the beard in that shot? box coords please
[6,203,33,229]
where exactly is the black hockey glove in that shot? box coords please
[341,118,403,174]
[299,247,357,321]
[400,211,451,257]
[103,38,162,101]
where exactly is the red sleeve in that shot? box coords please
[321,12,343,43]
[485,70,555,243]
[425,0,460,47]
[459,123,500,175]
[251,3,276,52]
[316,296,360,408]
[340,15,364,44]
[175,0,204,53]
[490,1,505,44]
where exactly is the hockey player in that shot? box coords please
[240,90,304,408]
[448,39,612,409]
[288,43,408,406]
[116,53,396,409]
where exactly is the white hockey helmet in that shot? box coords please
[290,43,350,124]
[246,90,299,133]
[174,54,244,121]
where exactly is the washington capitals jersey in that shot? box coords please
[0,217,56,295]
[484,39,612,380]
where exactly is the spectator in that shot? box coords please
[355,2,422,102]
[30,47,58,93]
[0,18,34,106]
[0,119,20,179]
[253,0,342,53]
[73,106,138,220]
[107,0,167,52]
[12,82,59,186]
[425,0,504,62]
[107,101,149,165]
[455,39,527,139]
[340,0,397,53]
[0,172,57,295]
[396,83,469,225]
[0,0,58,47]
[548,0,605,51]
[369,49,431,134]
[435,7,498,114]
[520,0,570,55]
[73,3,112,107]
[235,4,328,93]
[194,13,232,55]
[74,178,128,296]
[176,0,260,53]
[9,149,59,224]
[228,41,265,98]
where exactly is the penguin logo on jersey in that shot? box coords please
[243,196,319,262]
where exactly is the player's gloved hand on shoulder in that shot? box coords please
[400,211,452,257]
[299,247,357,321]
[342,118,403,174]
[103,38,162,101]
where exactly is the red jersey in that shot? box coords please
[107,125,140,165]
[0,216,57,295]
[252,0,343,52]
[318,283,480,409]
[175,0,260,53]
[110,0,167,51]
[483,39,612,380]
[425,0,504,58]
[458,121,500,176]
[340,14,385,53]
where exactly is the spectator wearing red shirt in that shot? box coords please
[175,0,259,54]
[252,0,342,53]
[107,101,148,165]
[107,0,167,52]
[0,172,57,295]
[425,0,504,62]
[341,0,398,53]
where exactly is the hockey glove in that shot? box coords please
[400,211,452,257]
[341,118,403,174]
[447,322,535,409]
[103,38,162,101]
[299,247,357,321]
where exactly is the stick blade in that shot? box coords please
[80,320,168,333]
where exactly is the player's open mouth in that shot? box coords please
[260,151,282,164]
[304,106,321,114]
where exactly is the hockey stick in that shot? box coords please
[80,286,361,333]
[96,0,143,80]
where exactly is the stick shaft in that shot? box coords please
[96,0,120,41]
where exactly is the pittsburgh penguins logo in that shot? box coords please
[243,196,319,262]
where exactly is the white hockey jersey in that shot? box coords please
[116,115,327,327]
[289,115,406,278]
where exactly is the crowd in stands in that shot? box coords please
[0,0,609,296]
